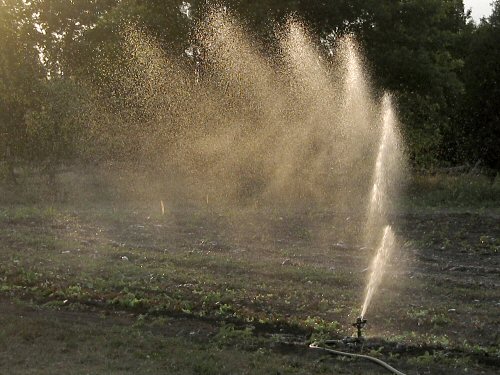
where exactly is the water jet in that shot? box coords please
[102,8,406,371]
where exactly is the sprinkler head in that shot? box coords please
[352,317,367,339]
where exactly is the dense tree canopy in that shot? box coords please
[459,0,500,169]
[0,0,499,179]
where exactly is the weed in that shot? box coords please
[407,351,435,366]
[431,313,451,326]
[0,201,498,374]
[214,324,260,350]
[112,293,144,309]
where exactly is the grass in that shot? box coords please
[405,173,500,210]
[0,302,344,375]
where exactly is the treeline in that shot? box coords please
[0,0,499,184]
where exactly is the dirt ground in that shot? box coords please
[0,203,498,374]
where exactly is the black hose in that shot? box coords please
[309,342,407,375]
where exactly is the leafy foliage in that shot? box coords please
[0,0,499,178]
[458,0,500,169]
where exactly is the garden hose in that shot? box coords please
[309,342,407,375]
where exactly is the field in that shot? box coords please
[0,172,499,374]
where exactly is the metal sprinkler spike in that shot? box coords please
[352,317,367,340]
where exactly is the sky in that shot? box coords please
[464,0,494,22]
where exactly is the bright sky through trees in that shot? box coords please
[464,0,494,22]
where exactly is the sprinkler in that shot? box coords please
[323,317,368,346]
[310,315,407,375]
[352,316,367,340]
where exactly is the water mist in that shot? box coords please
[89,7,405,332]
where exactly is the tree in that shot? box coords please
[1,0,497,174]
[198,1,472,167]
[66,0,192,82]
[459,0,500,169]
[356,0,470,167]
[24,78,89,180]
[26,0,118,77]
[0,1,43,182]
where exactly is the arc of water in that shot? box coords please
[361,94,401,319]
[361,225,395,318]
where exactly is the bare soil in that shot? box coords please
[0,204,498,374]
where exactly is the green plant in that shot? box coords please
[213,324,259,350]
[431,313,451,326]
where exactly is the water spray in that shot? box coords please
[309,92,405,373]
[116,10,406,373]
